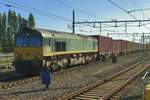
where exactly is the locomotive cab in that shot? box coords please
[14,28,43,74]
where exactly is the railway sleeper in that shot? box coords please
[78,94,101,99]
[111,78,129,81]
[61,57,148,100]
[74,96,100,100]
[111,93,123,99]
[92,88,112,92]
[82,93,101,96]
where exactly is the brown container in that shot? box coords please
[121,40,128,53]
[113,40,128,54]
[128,41,141,52]
[90,35,113,55]
[113,40,121,54]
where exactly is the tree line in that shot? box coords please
[0,10,35,52]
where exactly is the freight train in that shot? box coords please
[14,28,143,74]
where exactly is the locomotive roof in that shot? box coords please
[36,28,96,40]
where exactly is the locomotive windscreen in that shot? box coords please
[16,34,42,47]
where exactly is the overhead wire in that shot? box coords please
[0,2,19,9]
[107,0,138,20]
[2,0,72,22]
[0,1,72,32]
[107,0,150,31]
[128,1,150,32]
[56,0,122,33]
[37,24,71,32]
[55,0,105,33]
[128,8,150,13]
[55,0,100,19]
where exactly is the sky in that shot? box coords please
[0,0,150,42]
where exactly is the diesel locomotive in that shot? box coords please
[14,27,144,74]
[14,28,98,74]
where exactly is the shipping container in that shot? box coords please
[113,40,121,54]
[112,40,128,55]
[127,41,141,53]
[90,34,142,56]
[145,43,150,50]
[121,40,128,54]
[90,35,113,55]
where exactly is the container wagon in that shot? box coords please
[113,40,121,55]
[145,43,150,50]
[112,40,128,55]
[90,35,113,58]
[127,41,141,54]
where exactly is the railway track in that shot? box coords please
[0,74,33,82]
[0,56,146,92]
[60,56,150,100]
[0,75,39,90]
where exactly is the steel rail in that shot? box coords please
[0,56,145,92]
[0,76,39,90]
[102,62,150,100]
[60,56,148,100]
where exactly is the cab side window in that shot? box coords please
[43,38,48,46]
